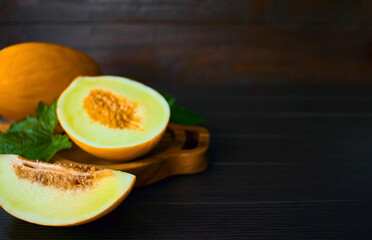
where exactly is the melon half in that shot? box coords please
[57,76,170,161]
[0,154,135,226]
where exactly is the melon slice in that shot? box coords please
[0,154,135,226]
[57,75,170,161]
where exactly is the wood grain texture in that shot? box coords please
[2,202,371,239]
[1,85,372,239]
[1,24,371,84]
[1,1,372,84]
[1,0,372,237]
[0,0,371,24]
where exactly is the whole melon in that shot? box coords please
[0,42,102,120]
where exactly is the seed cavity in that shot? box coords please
[83,89,142,130]
[13,159,111,190]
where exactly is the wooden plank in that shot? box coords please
[0,0,268,24]
[129,163,372,203]
[1,201,371,239]
[158,84,372,97]
[210,134,372,164]
[1,25,371,84]
[269,0,372,25]
[179,99,372,116]
[1,0,370,24]
[166,88,372,114]
[206,113,372,137]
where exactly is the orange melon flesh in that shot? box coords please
[57,76,170,161]
[0,154,135,226]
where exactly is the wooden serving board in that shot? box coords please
[0,121,210,187]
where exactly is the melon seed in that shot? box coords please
[83,89,142,130]
[13,157,111,190]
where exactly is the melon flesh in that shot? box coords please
[57,76,170,161]
[0,154,135,226]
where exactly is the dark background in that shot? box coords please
[1,1,372,239]
[1,0,371,85]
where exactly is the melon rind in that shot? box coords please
[0,42,102,120]
[0,154,135,226]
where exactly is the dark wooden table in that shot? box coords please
[1,84,372,239]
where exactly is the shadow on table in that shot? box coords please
[7,203,148,240]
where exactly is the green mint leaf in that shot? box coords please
[169,105,205,125]
[0,100,71,162]
[161,93,205,125]
[161,93,176,108]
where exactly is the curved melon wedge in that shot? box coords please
[0,154,135,226]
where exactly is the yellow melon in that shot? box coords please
[0,42,102,120]
[0,154,135,226]
[57,76,170,161]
